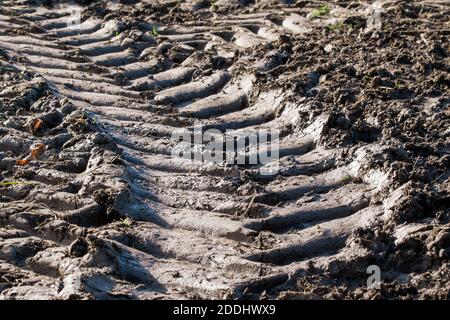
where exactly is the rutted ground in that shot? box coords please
[0,0,449,299]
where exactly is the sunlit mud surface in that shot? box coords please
[0,0,449,299]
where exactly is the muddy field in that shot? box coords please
[0,0,449,300]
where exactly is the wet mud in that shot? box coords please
[0,0,449,299]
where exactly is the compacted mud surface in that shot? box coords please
[0,0,449,299]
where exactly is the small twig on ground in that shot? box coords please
[241,193,256,218]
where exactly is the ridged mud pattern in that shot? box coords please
[0,0,449,299]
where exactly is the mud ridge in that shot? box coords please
[0,0,449,300]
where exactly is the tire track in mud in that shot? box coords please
[0,0,448,299]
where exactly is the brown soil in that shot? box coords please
[0,0,449,299]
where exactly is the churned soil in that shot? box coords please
[0,0,448,299]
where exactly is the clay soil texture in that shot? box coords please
[0,0,449,300]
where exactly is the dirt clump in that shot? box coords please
[0,0,449,300]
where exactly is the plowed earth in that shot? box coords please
[0,0,449,299]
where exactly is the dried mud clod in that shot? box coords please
[0,0,449,300]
